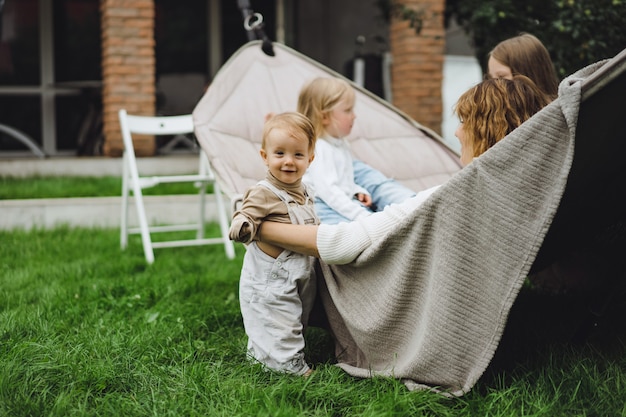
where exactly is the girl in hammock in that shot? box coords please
[298,76,416,224]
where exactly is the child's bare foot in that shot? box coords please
[302,369,314,378]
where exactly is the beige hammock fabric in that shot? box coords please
[193,41,462,202]
[315,61,614,397]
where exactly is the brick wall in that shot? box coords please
[100,0,156,157]
[389,0,445,135]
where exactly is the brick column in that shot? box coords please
[389,0,445,135]
[100,0,156,157]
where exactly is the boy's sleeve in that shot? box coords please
[228,186,269,244]
[229,212,256,244]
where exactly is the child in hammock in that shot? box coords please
[298,76,416,224]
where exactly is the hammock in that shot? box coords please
[193,42,626,396]
[192,41,462,206]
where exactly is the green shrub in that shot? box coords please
[447,0,626,77]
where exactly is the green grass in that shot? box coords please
[2,225,626,415]
[0,176,203,199]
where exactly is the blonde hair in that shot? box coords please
[489,33,559,100]
[454,75,551,158]
[262,112,316,153]
[297,77,355,138]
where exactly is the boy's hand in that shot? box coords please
[355,193,373,208]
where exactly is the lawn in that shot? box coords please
[2,225,626,416]
[0,176,201,199]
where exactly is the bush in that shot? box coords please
[447,0,626,77]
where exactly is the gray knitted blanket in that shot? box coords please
[317,63,600,396]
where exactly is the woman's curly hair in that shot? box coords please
[454,75,551,158]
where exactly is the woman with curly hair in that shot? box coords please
[454,74,551,165]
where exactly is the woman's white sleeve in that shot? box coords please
[317,185,439,264]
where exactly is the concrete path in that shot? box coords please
[0,155,199,178]
[1,194,224,230]
[1,155,229,230]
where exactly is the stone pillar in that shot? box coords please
[100,0,156,157]
[389,0,445,135]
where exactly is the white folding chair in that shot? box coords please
[119,109,236,263]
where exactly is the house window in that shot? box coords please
[0,0,101,156]
[0,0,42,154]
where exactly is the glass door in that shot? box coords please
[0,0,100,157]
[0,0,44,156]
